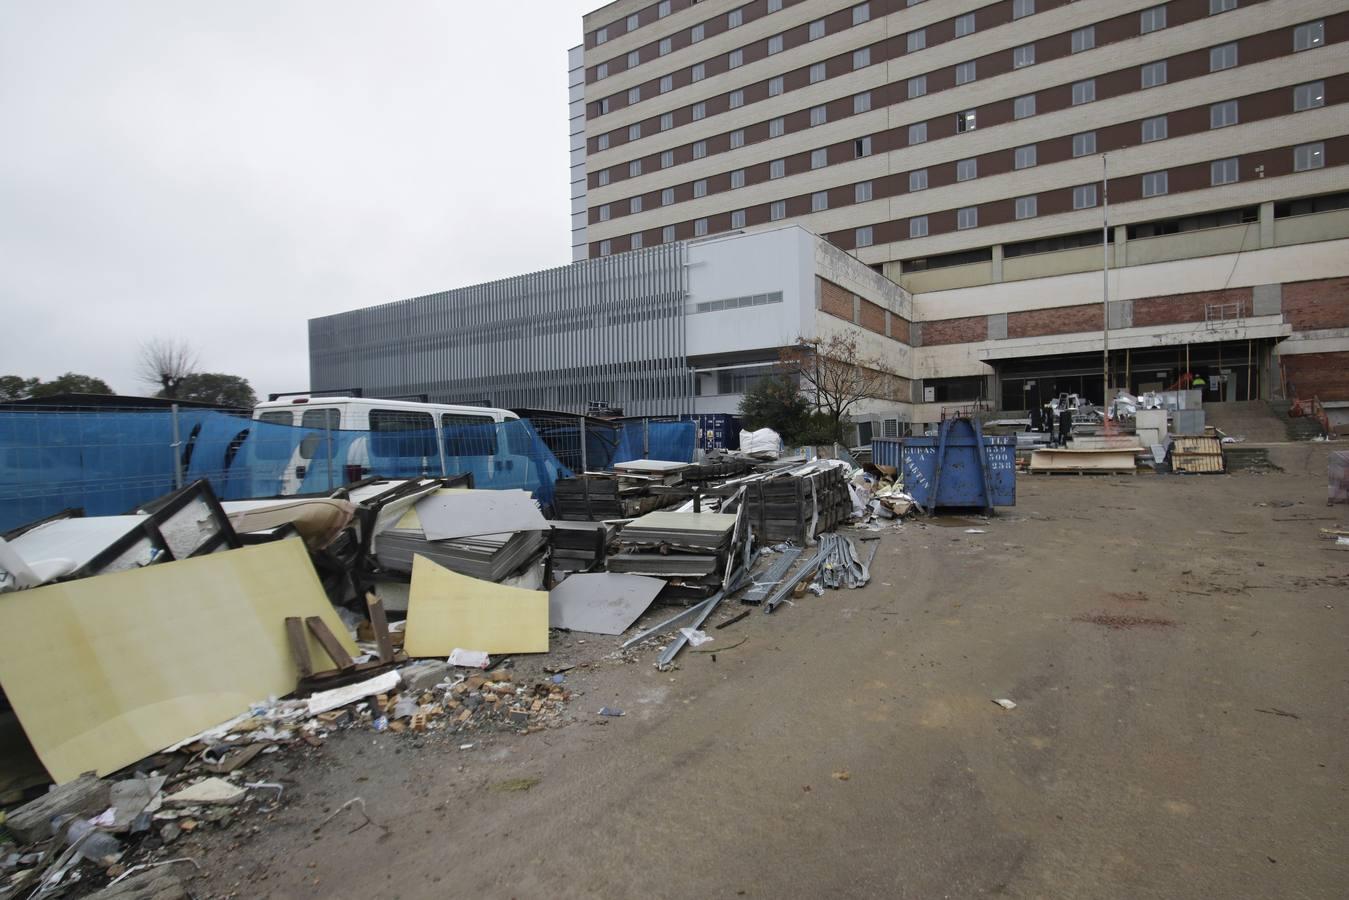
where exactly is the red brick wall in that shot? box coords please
[890,316,912,344]
[923,316,987,345]
[1131,287,1253,327]
[819,279,854,322]
[1283,278,1349,331]
[1283,352,1349,401]
[859,299,886,334]
[1007,304,1102,338]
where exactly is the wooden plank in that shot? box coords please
[305,616,355,671]
[365,591,394,663]
[285,616,313,678]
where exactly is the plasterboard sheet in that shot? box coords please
[9,517,145,570]
[413,490,547,542]
[625,511,738,533]
[404,555,548,657]
[548,573,664,635]
[613,460,691,474]
[0,540,356,782]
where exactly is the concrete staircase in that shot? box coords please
[1265,400,1327,442]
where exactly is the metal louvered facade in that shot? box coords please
[308,242,692,416]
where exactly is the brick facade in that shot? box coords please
[1007,304,1105,339]
[819,279,854,322]
[1131,287,1253,328]
[922,316,988,346]
[858,299,886,335]
[1282,352,1349,401]
[1283,278,1349,331]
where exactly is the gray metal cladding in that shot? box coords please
[308,243,691,416]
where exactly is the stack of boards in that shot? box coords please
[608,510,738,588]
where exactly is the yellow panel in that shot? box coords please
[0,540,356,783]
[404,555,548,657]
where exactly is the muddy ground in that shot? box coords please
[168,466,1346,899]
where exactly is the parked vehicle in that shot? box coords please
[248,396,525,495]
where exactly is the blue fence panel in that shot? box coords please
[613,420,696,464]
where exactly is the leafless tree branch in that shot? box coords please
[138,338,198,398]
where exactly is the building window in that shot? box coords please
[628,50,640,68]
[629,123,642,140]
[597,62,609,79]
[693,179,707,197]
[1072,79,1096,105]
[769,35,783,55]
[1210,0,1236,12]
[729,49,743,69]
[1073,184,1097,209]
[631,196,642,213]
[771,200,786,220]
[731,209,746,229]
[811,148,827,169]
[660,75,673,94]
[957,158,978,181]
[659,0,671,17]
[809,20,825,40]
[599,239,611,255]
[1294,21,1324,51]
[662,187,675,205]
[1294,141,1325,171]
[692,63,705,82]
[854,48,871,70]
[854,92,872,114]
[1141,61,1167,88]
[598,169,610,186]
[955,13,975,37]
[1210,100,1238,128]
[630,160,642,177]
[810,63,826,84]
[1014,44,1035,68]
[660,37,671,56]
[627,13,639,31]
[1210,43,1238,71]
[694,218,708,236]
[907,29,926,52]
[909,122,927,144]
[1211,158,1239,185]
[810,105,827,126]
[1015,196,1037,219]
[909,169,928,191]
[730,89,744,109]
[728,7,743,28]
[1142,171,1169,197]
[956,110,976,132]
[770,117,785,138]
[769,76,784,96]
[731,169,745,189]
[812,191,829,211]
[1141,115,1167,142]
[1014,94,1036,119]
[599,204,611,221]
[628,86,641,104]
[769,0,782,11]
[693,141,707,160]
[595,27,607,45]
[1072,26,1095,53]
[908,76,927,99]
[692,23,704,42]
[598,98,610,114]
[663,224,676,242]
[1140,5,1167,33]
[771,159,785,179]
[854,3,871,25]
[955,61,976,85]
[856,226,874,247]
[1014,145,1037,169]
[957,207,978,229]
[856,181,873,202]
[1072,132,1096,157]
[1294,81,1326,111]
[731,129,745,149]
[855,136,872,158]
[598,133,610,151]
[631,233,643,249]
[910,216,929,238]
[692,102,706,121]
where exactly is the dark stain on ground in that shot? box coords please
[1073,613,1177,630]
[1107,591,1150,604]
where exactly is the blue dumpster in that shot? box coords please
[898,418,1016,512]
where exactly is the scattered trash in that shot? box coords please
[448,648,493,669]
[964,528,986,534]
[490,777,541,793]
[597,707,625,717]
[993,699,1017,710]
[678,627,713,647]
[831,770,851,782]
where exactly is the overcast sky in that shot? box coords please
[1,0,595,400]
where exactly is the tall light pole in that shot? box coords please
[1102,153,1111,408]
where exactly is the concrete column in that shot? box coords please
[991,244,1004,282]
[1259,201,1276,248]
[1113,225,1128,267]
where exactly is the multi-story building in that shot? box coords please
[575,0,1349,418]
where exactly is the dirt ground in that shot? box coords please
[177,464,1346,900]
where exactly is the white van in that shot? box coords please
[249,397,526,495]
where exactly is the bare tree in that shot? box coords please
[138,338,198,398]
[778,333,902,440]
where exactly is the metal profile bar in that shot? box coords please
[741,547,802,605]
[763,550,827,614]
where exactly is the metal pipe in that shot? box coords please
[170,403,183,489]
[1101,153,1111,405]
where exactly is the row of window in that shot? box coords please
[593,142,1329,256]
[591,70,1331,223]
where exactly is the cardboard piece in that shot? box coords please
[404,555,548,657]
[548,573,665,635]
[0,540,356,782]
